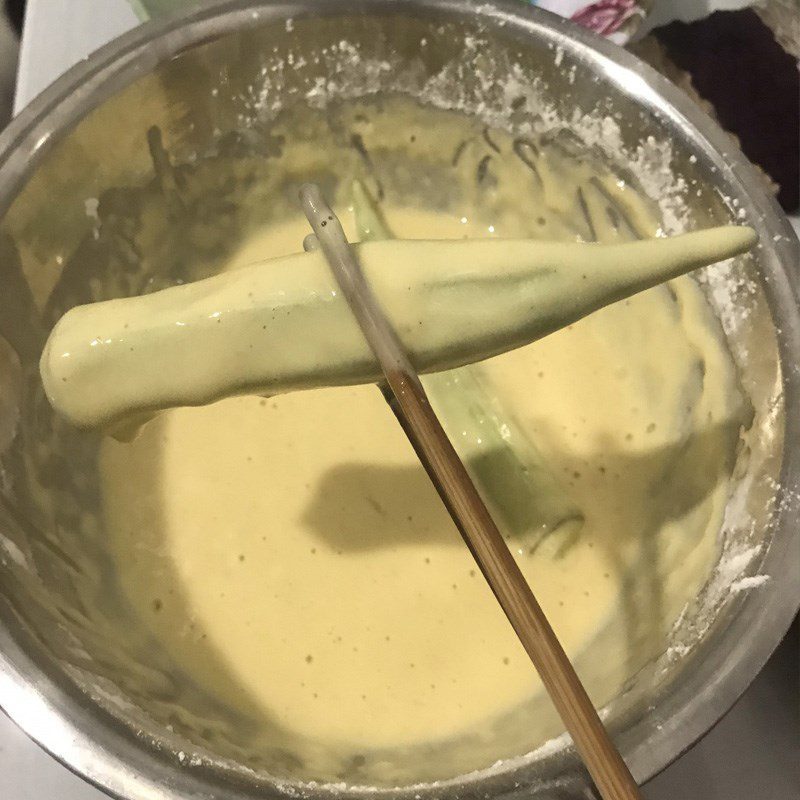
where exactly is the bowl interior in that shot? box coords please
[0,3,796,798]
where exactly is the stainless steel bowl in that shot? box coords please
[0,2,798,798]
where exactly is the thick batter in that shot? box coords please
[33,100,750,783]
[99,202,747,761]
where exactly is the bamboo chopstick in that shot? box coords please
[299,183,642,800]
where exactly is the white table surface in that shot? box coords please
[5,2,799,798]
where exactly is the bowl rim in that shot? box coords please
[0,1,798,798]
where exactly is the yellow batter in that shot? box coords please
[36,99,752,784]
[39,225,750,435]
[99,205,746,764]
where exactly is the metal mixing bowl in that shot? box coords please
[0,2,798,798]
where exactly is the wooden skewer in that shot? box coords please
[299,184,642,800]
